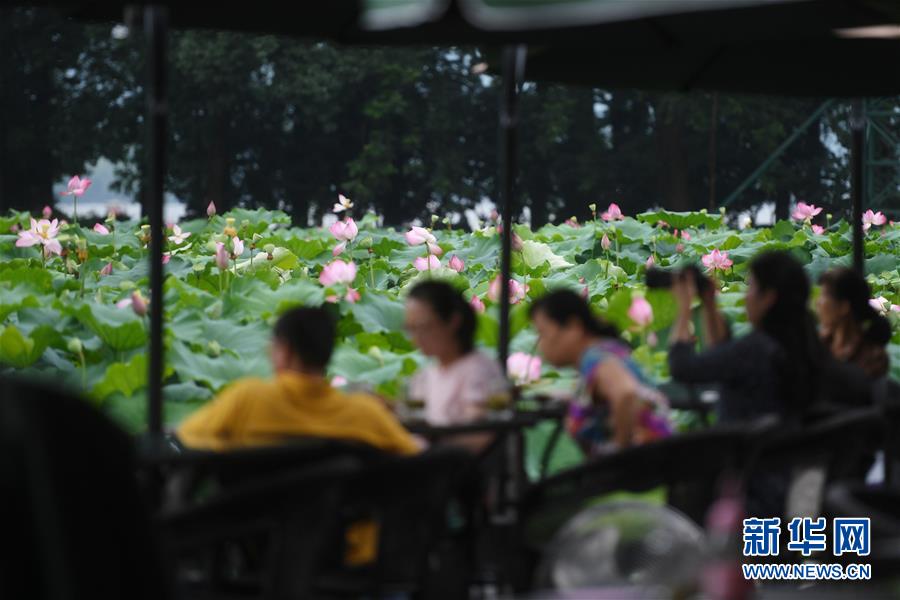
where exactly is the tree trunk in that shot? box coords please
[205,118,229,212]
[655,97,691,211]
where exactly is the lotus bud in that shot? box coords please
[359,236,374,249]
[207,340,222,357]
[119,280,136,291]
[67,338,83,355]
[131,291,148,317]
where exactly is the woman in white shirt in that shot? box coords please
[405,281,508,428]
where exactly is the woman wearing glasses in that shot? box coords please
[404,280,508,427]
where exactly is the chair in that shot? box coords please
[0,376,169,600]
[159,449,362,599]
[314,445,477,599]
[741,407,883,520]
[511,422,779,594]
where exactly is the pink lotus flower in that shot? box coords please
[332,243,346,257]
[600,203,624,222]
[132,291,148,316]
[470,295,486,314]
[16,218,62,256]
[332,376,348,387]
[680,230,691,241]
[448,255,465,272]
[333,194,353,214]
[647,332,659,347]
[60,175,91,197]
[675,243,685,253]
[162,252,171,265]
[167,224,190,245]
[405,226,442,255]
[627,296,654,328]
[42,205,52,219]
[579,278,590,299]
[512,232,524,252]
[507,352,542,384]
[117,291,149,317]
[564,217,581,228]
[329,217,358,242]
[345,287,361,303]
[414,255,441,271]
[9,224,18,233]
[869,297,892,315]
[811,225,825,235]
[646,255,655,269]
[791,202,822,222]
[319,260,357,287]
[487,276,528,304]
[215,242,229,270]
[701,249,733,272]
[100,262,113,276]
[207,201,216,218]
[93,223,110,235]
[862,209,887,232]
[601,233,611,250]
[230,237,244,258]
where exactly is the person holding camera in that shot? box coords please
[668,251,832,423]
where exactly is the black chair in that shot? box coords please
[0,376,169,600]
[314,445,477,599]
[741,407,883,520]
[159,448,362,600]
[510,422,781,594]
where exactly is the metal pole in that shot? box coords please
[497,45,526,375]
[850,100,865,274]
[145,6,168,435]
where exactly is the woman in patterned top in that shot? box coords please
[529,289,671,455]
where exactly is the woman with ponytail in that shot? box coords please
[817,267,891,378]
[669,251,828,422]
[530,289,671,454]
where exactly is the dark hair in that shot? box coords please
[272,307,336,370]
[749,251,825,417]
[529,289,620,339]
[408,281,477,354]
[819,267,892,346]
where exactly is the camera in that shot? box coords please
[646,265,712,295]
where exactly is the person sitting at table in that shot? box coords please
[177,306,420,567]
[178,306,419,454]
[668,251,871,424]
[405,281,508,426]
[816,267,891,379]
[529,289,671,454]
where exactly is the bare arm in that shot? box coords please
[594,358,641,448]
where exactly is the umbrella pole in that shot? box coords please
[850,100,865,274]
[497,45,526,375]
[145,5,168,435]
